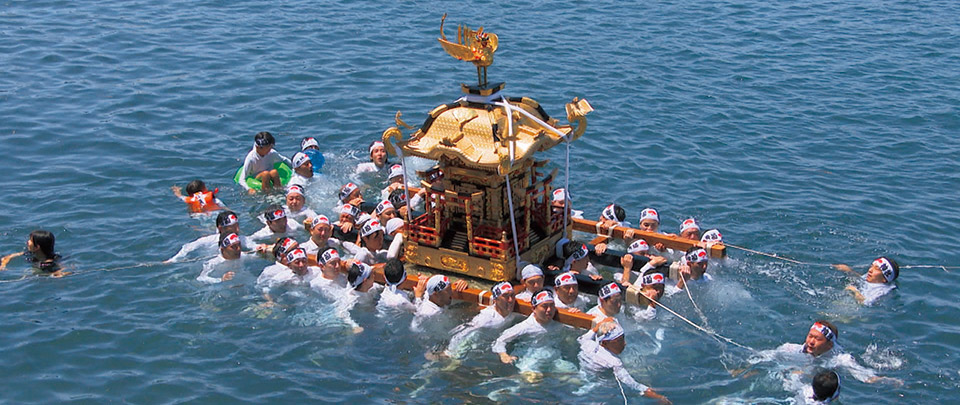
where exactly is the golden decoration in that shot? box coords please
[440,255,467,273]
[438,14,499,86]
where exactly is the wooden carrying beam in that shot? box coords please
[310,255,596,329]
[571,218,726,258]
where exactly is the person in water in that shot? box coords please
[669,246,711,291]
[699,229,723,248]
[550,188,583,219]
[634,208,670,254]
[166,211,259,263]
[374,200,398,225]
[577,318,671,404]
[834,256,900,305]
[239,131,292,194]
[598,203,627,229]
[617,239,669,284]
[380,164,406,201]
[678,217,701,241]
[410,274,468,332]
[356,140,389,173]
[514,264,545,302]
[587,283,624,322]
[299,137,324,174]
[171,179,224,213]
[283,184,317,223]
[333,203,361,239]
[1,230,68,277]
[377,258,416,313]
[445,281,519,358]
[342,219,387,265]
[250,205,302,242]
[492,290,557,364]
[551,271,590,312]
[550,239,603,281]
[196,233,248,284]
[300,215,340,256]
[337,182,364,210]
[289,152,314,187]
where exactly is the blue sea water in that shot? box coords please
[2,0,959,403]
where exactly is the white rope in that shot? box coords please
[397,146,412,224]
[647,295,754,352]
[493,100,568,139]
[563,134,570,236]
[683,280,712,332]
[498,97,516,165]
[613,371,629,405]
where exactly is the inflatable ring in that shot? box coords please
[234,162,293,191]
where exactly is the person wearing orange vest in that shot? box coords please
[172,179,224,213]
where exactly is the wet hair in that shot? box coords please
[880,256,900,281]
[612,205,626,222]
[28,230,57,261]
[346,263,363,286]
[264,204,285,220]
[815,319,839,339]
[215,210,238,227]
[811,369,840,401]
[254,131,275,146]
[388,188,407,208]
[369,141,389,163]
[383,259,405,284]
[561,240,584,260]
[272,238,291,259]
[185,179,206,195]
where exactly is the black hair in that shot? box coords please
[383,259,405,284]
[185,179,206,195]
[685,246,703,254]
[388,188,408,208]
[816,319,839,339]
[561,240,583,259]
[272,238,291,259]
[254,131,275,146]
[264,204,284,219]
[811,369,840,401]
[881,256,900,281]
[613,205,626,222]
[28,230,57,261]
[346,263,363,287]
[215,210,238,227]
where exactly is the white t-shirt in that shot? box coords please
[749,343,878,383]
[255,265,319,290]
[857,275,896,306]
[197,253,255,284]
[299,238,341,257]
[377,285,416,314]
[249,221,303,242]
[577,329,650,393]
[239,148,292,191]
[285,206,318,225]
[167,233,255,263]
[446,305,517,357]
[410,298,443,333]
[491,314,549,354]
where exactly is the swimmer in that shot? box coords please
[1,230,68,277]
[309,248,350,299]
[283,185,318,223]
[374,200,398,225]
[627,270,666,321]
[250,205,303,242]
[598,203,627,229]
[636,208,669,254]
[699,229,723,248]
[332,203,361,239]
[239,131,292,194]
[514,264,545,302]
[446,281,519,357]
[678,218,701,241]
[670,246,711,290]
[410,274,468,332]
[256,248,319,307]
[551,271,590,312]
[587,283,624,322]
[747,320,902,385]
[835,257,899,305]
[550,188,583,219]
[342,220,387,265]
[171,179,224,213]
[196,233,252,284]
[300,137,325,174]
[810,369,841,403]
[166,211,259,263]
[492,290,557,364]
[617,239,669,284]
[299,215,340,256]
[289,152,314,187]
[356,140,389,174]
[337,182,364,210]
[380,164,406,200]
[377,258,416,313]
[551,240,603,281]
[343,261,382,333]
[384,217,405,260]
[577,318,671,404]
[256,237,300,291]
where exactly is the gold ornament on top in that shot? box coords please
[438,14,499,86]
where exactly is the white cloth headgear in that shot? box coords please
[700,229,722,246]
[426,275,450,298]
[360,220,383,237]
[554,271,578,287]
[285,248,307,263]
[385,217,404,235]
[388,164,404,180]
[873,257,896,283]
[628,239,649,254]
[598,283,621,300]
[292,152,310,168]
[520,264,543,280]
[350,263,373,288]
[301,137,319,150]
[680,218,700,233]
[531,290,554,307]
[639,208,660,223]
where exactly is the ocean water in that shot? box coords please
[2,0,959,403]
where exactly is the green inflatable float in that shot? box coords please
[234,162,292,191]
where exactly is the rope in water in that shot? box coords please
[613,372,628,405]
[0,256,209,284]
[725,243,956,272]
[647,295,754,352]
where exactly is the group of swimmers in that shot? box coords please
[0,130,907,403]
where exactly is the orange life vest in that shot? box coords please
[185,191,220,213]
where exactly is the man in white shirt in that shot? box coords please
[514,264,545,302]
[410,274,467,333]
[250,205,303,243]
[492,290,557,365]
[299,215,340,256]
[587,282,624,323]
[551,271,590,312]
[446,282,519,358]
[166,211,258,263]
[577,318,670,404]
[197,233,252,284]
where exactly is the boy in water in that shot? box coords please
[171,179,224,213]
[283,184,317,223]
[239,131,292,194]
[1,230,68,277]
[577,318,671,404]
[834,256,900,305]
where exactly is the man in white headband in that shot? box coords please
[633,207,669,254]
[374,200,398,224]
[670,246,711,290]
[587,282,624,322]
[678,217,701,241]
[250,205,303,242]
[699,229,723,248]
[283,184,318,223]
[552,271,590,312]
[299,136,325,175]
[343,220,387,265]
[290,152,314,186]
[300,215,340,256]
[446,281,519,358]
[809,369,841,403]
[256,248,319,304]
[515,264,545,301]
[628,270,666,322]
[547,239,602,281]
[578,318,670,403]
[338,182,363,207]
[166,210,259,263]
[309,247,350,298]
[747,320,901,386]
[492,290,557,364]
[599,204,627,228]
[196,233,249,284]
[410,274,468,332]
[617,239,668,285]
[550,188,584,219]
[377,259,416,314]
[379,164,407,201]
[384,217,405,261]
[835,256,900,306]
[356,140,388,174]
[333,203,361,237]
